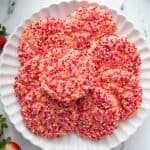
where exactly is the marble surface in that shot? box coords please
[0,0,150,150]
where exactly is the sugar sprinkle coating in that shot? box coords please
[39,48,97,102]
[19,18,71,65]
[21,88,79,138]
[75,87,119,140]
[66,5,117,35]
[93,35,141,76]
[14,55,42,103]
[21,88,78,138]
[65,5,117,50]
[96,69,142,120]
[14,5,143,140]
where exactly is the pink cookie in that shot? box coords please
[75,87,119,140]
[94,35,141,76]
[19,18,71,65]
[96,69,142,120]
[39,48,97,102]
[21,88,78,138]
[14,56,42,103]
[66,5,117,40]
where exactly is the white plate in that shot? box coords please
[0,1,150,150]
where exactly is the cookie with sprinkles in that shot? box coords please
[75,87,119,140]
[96,69,142,120]
[65,5,117,50]
[14,55,42,103]
[94,35,141,76]
[21,88,78,138]
[39,48,97,102]
[19,18,71,65]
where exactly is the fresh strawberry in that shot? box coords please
[0,36,7,50]
[0,137,21,150]
[0,115,8,137]
[0,24,8,50]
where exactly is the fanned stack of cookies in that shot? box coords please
[14,5,142,140]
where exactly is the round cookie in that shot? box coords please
[75,87,119,140]
[14,55,42,103]
[96,69,142,120]
[65,5,117,50]
[93,35,141,76]
[21,88,78,138]
[39,48,96,102]
[19,18,71,65]
[66,5,117,36]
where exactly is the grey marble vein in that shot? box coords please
[120,0,125,11]
[1,0,16,23]
[144,29,148,39]
[144,29,150,41]
[8,0,16,15]
[120,143,125,150]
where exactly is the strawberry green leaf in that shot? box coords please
[0,24,8,36]
[0,114,8,136]
[0,137,11,150]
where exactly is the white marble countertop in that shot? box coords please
[0,0,150,150]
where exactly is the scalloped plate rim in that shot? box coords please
[0,1,150,150]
